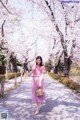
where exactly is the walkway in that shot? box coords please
[0,74,80,120]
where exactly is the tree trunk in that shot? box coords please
[10,54,18,72]
[64,56,72,78]
[54,60,60,74]
[54,51,63,74]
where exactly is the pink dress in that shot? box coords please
[32,65,46,104]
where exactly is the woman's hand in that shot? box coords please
[32,64,36,70]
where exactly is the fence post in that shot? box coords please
[0,78,5,96]
[20,67,24,82]
[14,73,17,86]
[20,72,23,82]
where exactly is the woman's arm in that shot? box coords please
[39,66,46,87]
[39,73,43,87]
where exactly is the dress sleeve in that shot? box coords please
[41,66,46,74]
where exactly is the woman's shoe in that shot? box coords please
[34,110,39,115]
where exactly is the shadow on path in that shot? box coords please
[0,74,80,120]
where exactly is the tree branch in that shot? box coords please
[1,20,6,37]
[27,57,35,64]
[0,0,13,14]
[44,0,68,56]
[6,0,8,4]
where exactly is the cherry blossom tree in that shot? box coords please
[1,0,80,78]
[26,0,80,77]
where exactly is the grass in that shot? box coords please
[0,94,7,98]
[48,72,80,94]
[0,72,21,81]
[70,68,80,76]
[0,72,21,98]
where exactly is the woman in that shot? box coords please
[32,56,46,115]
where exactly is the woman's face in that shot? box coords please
[36,58,41,65]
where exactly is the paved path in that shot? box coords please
[4,75,26,92]
[4,76,22,92]
[0,74,80,120]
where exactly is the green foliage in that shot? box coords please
[0,94,7,98]
[0,48,5,65]
[58,62,64,72]
[6,72,21,80]
[0,74,5,79]
[0,72,21,80]
[70,63,80,76]
[16,60,22,66]
[48,72,80,93]
[48,73,62,80]
[70,68,80,76]
[45,60,53,72]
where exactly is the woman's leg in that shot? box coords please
[35,102,41,114]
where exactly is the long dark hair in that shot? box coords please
[36,56,43,66]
